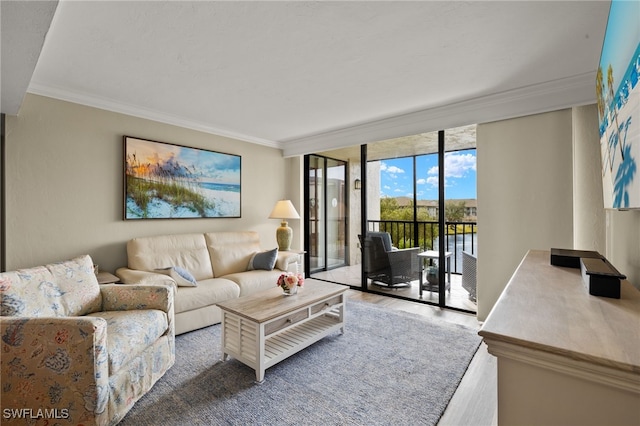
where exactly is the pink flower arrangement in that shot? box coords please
[276,272,304,292]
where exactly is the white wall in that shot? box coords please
[477,106,640,320]
[285,156,304,251]
[606,209,640,290]
[366,161,381,221]
[348,157,362,265]
[572,105,606,253]
[476,109,574,321]
[5,94,290,273]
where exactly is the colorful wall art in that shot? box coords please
[124,136,241,219]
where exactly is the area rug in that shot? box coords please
[120,300,481,426]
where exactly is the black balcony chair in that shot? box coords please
[359,232,420,288]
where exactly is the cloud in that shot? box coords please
[426,152,476,179]
[380,162,405,174]
[445,152,476,178]
[427,175,456,188]
[427,176,439,187]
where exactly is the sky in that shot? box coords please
[378,149,477,200]
[599,0,640,94]
[126,137,240,184]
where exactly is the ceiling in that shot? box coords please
[2,1,610,156]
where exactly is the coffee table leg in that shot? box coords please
[256,369,265,383]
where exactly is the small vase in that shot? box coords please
[282,285,298,296]
[426,267,439,286]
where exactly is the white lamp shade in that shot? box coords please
[269,200,300,220]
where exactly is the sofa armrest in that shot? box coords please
[0,316,110,424]
[100,285,175,349]
[275,251,301,271]
[100,284,174,314]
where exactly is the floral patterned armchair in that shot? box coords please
[0,255,175,425]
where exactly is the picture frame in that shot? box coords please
[124,136,241,219]
[596,0,640,209]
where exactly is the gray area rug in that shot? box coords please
[120,299,481,426]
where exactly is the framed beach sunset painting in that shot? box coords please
[124,136,241,219]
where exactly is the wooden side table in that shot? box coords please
[96,271,119,284]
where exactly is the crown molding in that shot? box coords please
[27,71,597,157]
[26,83,280,148]
[280,72,597,157]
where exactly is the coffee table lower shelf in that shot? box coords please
[220,293,345,382]
[264,313,341,363]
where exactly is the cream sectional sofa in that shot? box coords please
[116,231,299,335]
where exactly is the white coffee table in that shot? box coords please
[217,279,348,382]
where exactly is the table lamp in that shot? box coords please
[269,200,300,251]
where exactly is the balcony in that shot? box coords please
[311,219,478,312]
[309,126,478,313]
[367,219,477,273]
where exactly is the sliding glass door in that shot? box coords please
[307,155,347,275]
[362,126,477,313]
[305,125,477,314]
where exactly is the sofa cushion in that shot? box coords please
[205,232,261,277]
[0,255,102,317]
[223,269,283,297]
[155,266,198,287]
[127,234,213,281]
[87,309,168,374]
[247,248,278,271]
[174,277,239,313]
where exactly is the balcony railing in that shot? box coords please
[367,220,477,274]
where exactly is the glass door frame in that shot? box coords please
[304,154,348,276]
[360,137,447,307]
[360,130,474,313]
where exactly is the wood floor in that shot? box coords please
[312,264,478,312]
[346,290,497,426]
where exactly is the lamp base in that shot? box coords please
[276,221,292,251]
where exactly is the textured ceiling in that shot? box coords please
[0,0,58,114]
[4,1,610,155]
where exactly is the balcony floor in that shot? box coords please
[310,264,477,313]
